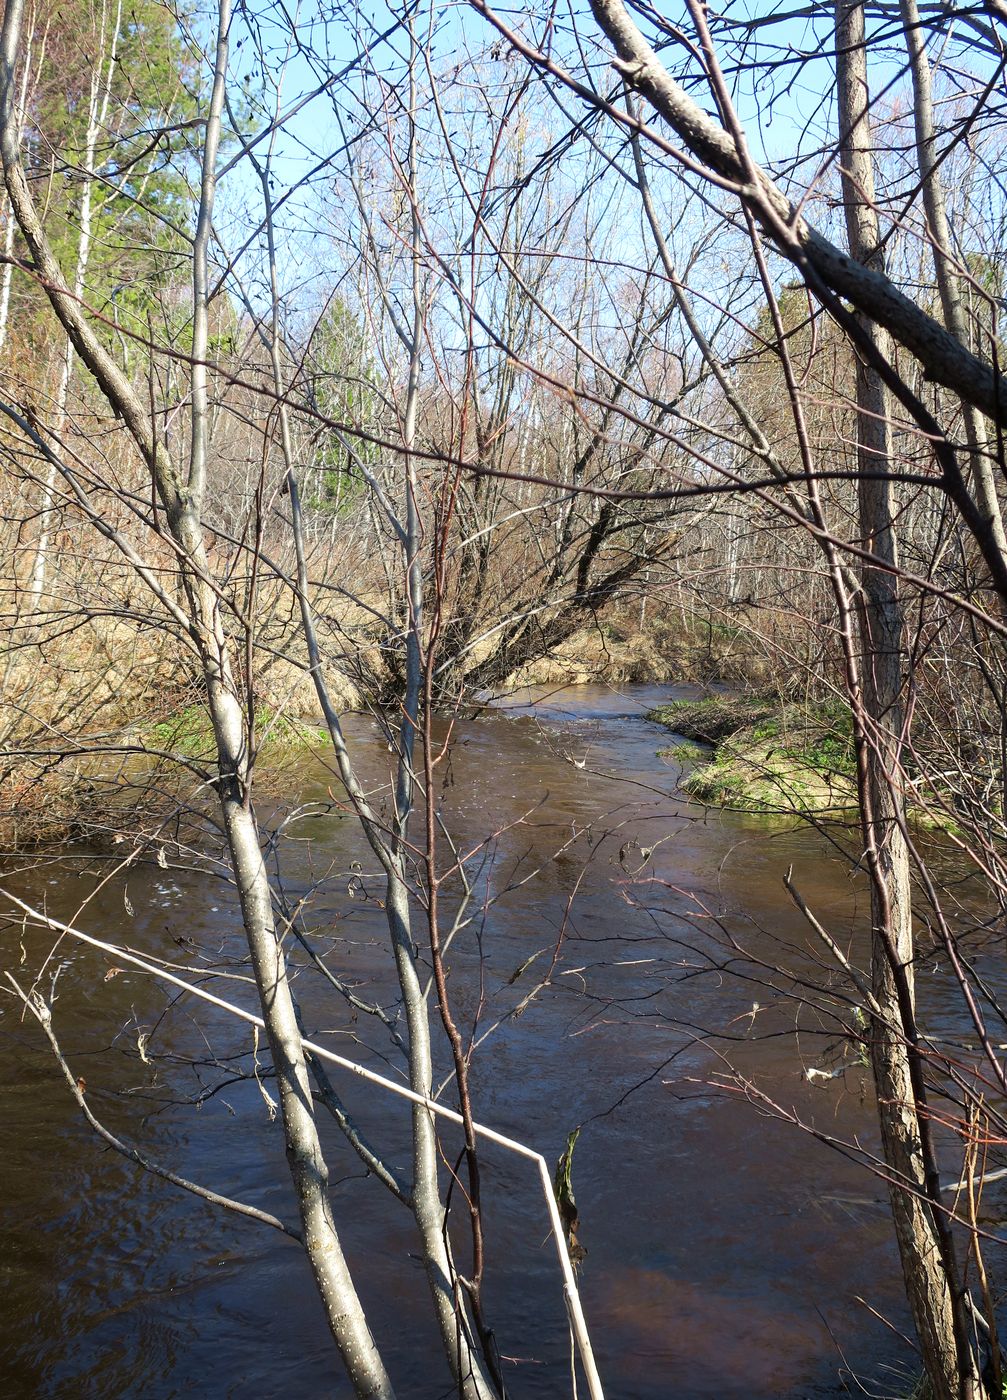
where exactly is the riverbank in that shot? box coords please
[649,695,858,817]
[1,602,772,848]
[505,613,776,691]
[0,668,336,850]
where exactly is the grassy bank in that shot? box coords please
[140,701,326,762]
[1,685,330,850]
[649,695,858,817]
[503,606,780,692]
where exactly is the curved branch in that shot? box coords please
[6,974,301,1240]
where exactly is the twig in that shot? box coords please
[5,972,300,1240]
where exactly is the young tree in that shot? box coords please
[456,1,1007,1394]
[0,2,608,1394]
[1,1,396,1393]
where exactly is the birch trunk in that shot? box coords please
[897,0,1006,563]
[0,7,34,350]
[28,0,120,613]
[835,7,977,1397]
[0,2,394,1394]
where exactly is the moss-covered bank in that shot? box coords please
[649,696,858,817]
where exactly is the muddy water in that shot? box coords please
[1,683,1000,1398]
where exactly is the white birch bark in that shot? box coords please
[897,0,1007,564]
[0,2,36,350]
[28,0,119,613]
[0,2,394,1394]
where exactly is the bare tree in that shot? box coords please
[11,0,1007,1395]
[0,0,395,1393]
[453,2,1007,1394]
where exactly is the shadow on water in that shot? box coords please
[2,682,1001,1397]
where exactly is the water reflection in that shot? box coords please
[1,683,995,1397]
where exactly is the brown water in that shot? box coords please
[1,682,1001,1398]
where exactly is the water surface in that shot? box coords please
[1,682,997,1397]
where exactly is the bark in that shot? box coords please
[835,8,977,1397]
[0,0,35,350]
[0,2,394,1395]
[897,0,1005,561]
[252,51,495,1392]
[29,0,120,614]
[381,52,497,1389]
[471,0,1007,428]
[285,464,495,1396]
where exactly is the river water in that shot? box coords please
[1,682,1000,1398]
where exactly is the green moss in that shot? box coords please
[650,695,858,817]
[679,748,857,816]
[145,704,213,756]
[658,740,711,763]
[646,696,777,746]
[254,708,327,752]
[684,764,757,806]
[749,717,782,743]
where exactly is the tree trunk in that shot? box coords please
[897,0,1005,562]
[0,3,395,1394]
[835,7,977,1397]
[29,0,119,614]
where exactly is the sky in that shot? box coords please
[194,0,1003,341]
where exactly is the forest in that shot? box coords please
[2,0,1007,1396]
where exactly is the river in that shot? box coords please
[1,682,997,1398]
